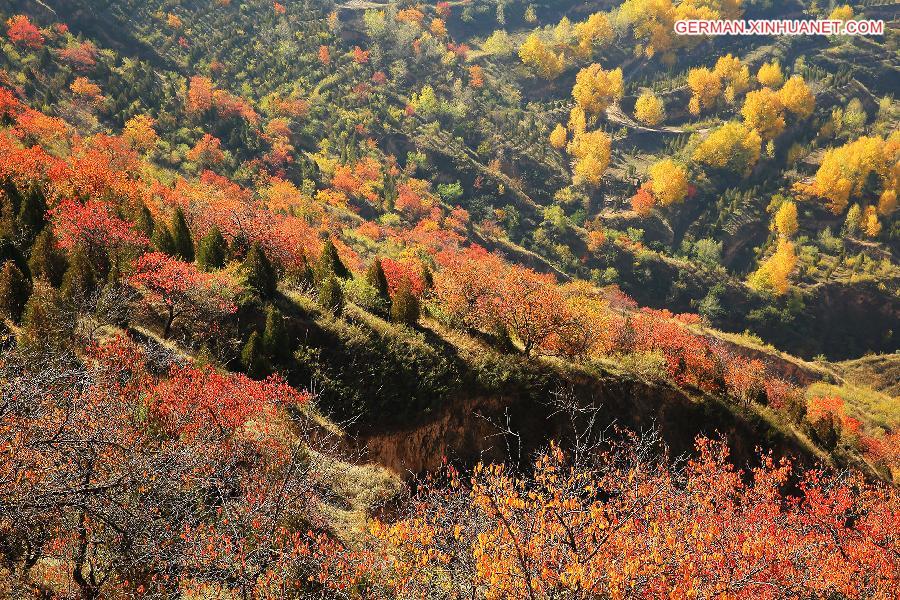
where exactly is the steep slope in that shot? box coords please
[3,0,896,360]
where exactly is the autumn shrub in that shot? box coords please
[6,15,44,49]
[342,276,384,313]
[628,309,721,392]
[126,252,238,339]
[330,434,900,599]
[765,379,806,424]
[0,336,322,598]
[805,395,847,449]
[722,356,767,404]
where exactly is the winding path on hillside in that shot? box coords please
[605,103,713,135]
[336,0,387,10]
[337,0,472,10]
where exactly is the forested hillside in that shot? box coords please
[0,0,897,597]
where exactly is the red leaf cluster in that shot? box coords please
[49,198,148,252]
[6,15,44,49]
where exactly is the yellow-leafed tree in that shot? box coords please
[693,121,762,175]
[688,67,722,115]
[778,76,815,119]
[795,133,900,214]
[568,106,587,135]
[648,159,689,205]
[861,205,882,237]
[123,115,159,152]
[574,12,613,58]
[634,91,665,126]
[713,54,750,103]
[549,124,568,149]
[572,64,624,117]
[519,34,565,79]
[829,5,854,21]
[878,190,897,216]
[567,130,612,187]
[741,88,786,140]
[773,200,798,238]
[748,238,797,296]
[757,60,784,88]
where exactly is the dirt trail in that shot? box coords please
[605,103,712,135]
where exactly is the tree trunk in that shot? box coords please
[163,305,174,339]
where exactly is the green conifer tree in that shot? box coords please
[0,237,28,276]
[382,171,397,212]
[0,261,31,322]
[135,204,155,239]
[0,182,21,239]
[262,304,290,363]
[170,207,194,262]
[105,253,124,285]
[241,330,268,378]
[318,275,344,314]
[28,229,67,287]
[152,223,177,256]
[366,257,390,301]
[243,242,277,299]
[297,254,315,287]
[16,186,46,246]
[315,239,350,282]
[390,279,420,325]
[197,225,228,271]
[19,283,72,352]
[61,246,97,301]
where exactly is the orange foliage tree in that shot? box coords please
[631,182,656,215]
[331,432,899,599]
[70,77,104,105]
[433,247,608,357]
[331,157,382,204]
[186,133,225,166]
[468,65,484,88]
[186,76,258,124]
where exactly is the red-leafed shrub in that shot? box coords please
[126,252,238,338]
